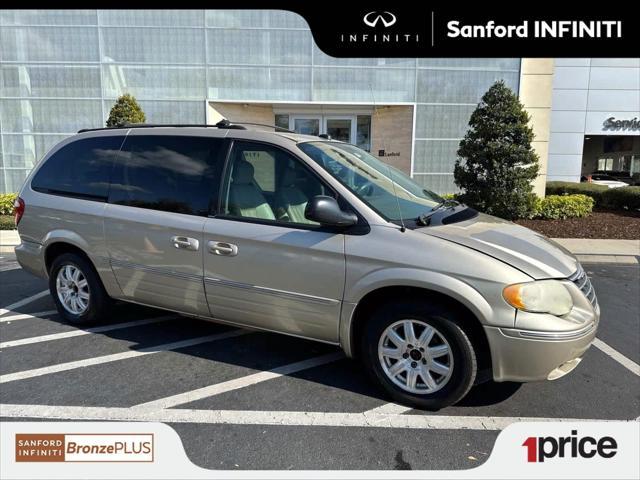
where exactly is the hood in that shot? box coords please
[418,212,578,279]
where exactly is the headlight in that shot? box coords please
[503,280,573,316]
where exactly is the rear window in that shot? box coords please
[31,136,124,200]
[108,135,225,216]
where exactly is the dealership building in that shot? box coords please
[1,9,639,194]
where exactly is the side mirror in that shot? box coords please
[305,195,358,227]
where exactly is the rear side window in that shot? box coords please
[109,135,225,216]
[31,136,124,201]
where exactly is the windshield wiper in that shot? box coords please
[416,199,460,226]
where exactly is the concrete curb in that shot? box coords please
[552,238,640,256]
[0,230,19,253]
[575,255,638,265]
[553,238,639,264]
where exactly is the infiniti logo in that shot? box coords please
[363,11,397,28]
[340,9,418,44]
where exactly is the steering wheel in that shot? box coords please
[354,180,375,197]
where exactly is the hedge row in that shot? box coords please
[600,187,640,210]
[441,191,595,219]
[0,215,15,230]
[546,182,640,210]
[0,193,17,215]
[531,194,594,220]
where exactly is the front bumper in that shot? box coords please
[484,318,597,382]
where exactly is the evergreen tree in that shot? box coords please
[454,81,539,220]
[106,94,146,127]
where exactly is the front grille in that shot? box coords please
[569,265,597,308]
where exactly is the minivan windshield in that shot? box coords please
[298,141,443,222]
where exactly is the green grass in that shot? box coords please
[0,214,16,230]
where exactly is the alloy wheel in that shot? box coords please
[378,319,454,394]
[56,264,90,315]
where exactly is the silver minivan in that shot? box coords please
[14,122,599,409]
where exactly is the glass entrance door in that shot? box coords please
[288,115,360,144]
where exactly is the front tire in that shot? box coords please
[49,253,112,325]
[360,300,477,410]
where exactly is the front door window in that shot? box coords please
[221,141,330,225]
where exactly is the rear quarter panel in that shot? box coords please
[17,188,122,296]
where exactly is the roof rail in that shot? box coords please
[230,122,295,134]
[77,119,299,135]
[77,120,250,134]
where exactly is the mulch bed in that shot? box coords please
[515,209,640,239]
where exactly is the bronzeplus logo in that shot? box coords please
[363,11,397,28]
[522,430,618,462]
[15,433,154,462]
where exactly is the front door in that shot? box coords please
[202,140,346,343]
[105,133,226,316]
[290,115,357,144]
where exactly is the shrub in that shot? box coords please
[0,215,15,230]
[546,182,640,210]
[531,194,594,220]
[454,81,540,220]
[440,193,457,200]
[601,186,640,210]
[545,181,608,206]
[0,193,17,215]
[106,94,146,127]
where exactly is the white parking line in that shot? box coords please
[0,329,249,384]
[364,403,412,415]
[593,338,640,377]
[0,310,58,323]
[0,314,178,349]
[135,352,344,409]
[0,264,21,272]
[0,403,631,430]
[0,290,49,316]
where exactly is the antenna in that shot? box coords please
[369,83,406,233]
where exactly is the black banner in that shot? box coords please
[284,4,640,57]
[15,2,640,57]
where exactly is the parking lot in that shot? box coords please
[0,253,638,470]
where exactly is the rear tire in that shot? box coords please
[49,253,112,325]
[360,300,477,410]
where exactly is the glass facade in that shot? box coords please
[0,9,521,193]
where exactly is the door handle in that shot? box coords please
[171,236,199,251]
[208,241,238,257]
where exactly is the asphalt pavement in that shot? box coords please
[0,253,638,470]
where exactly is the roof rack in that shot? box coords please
[232,122,295,134]
[77,119,294,134]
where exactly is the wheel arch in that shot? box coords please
[43,234,93,275]
[341,275,494,374]
[45,242,95,279]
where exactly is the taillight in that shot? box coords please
[14,196,25,226]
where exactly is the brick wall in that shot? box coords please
[370,105,414,175]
